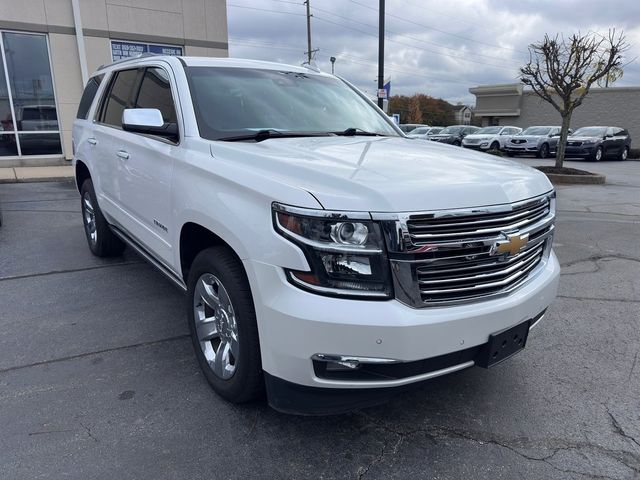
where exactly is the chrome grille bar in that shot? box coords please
[375,191,556,307]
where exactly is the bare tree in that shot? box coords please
[520,30,628,168]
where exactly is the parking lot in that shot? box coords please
[1,158,639,480]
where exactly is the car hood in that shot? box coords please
[464,134,493,141]
[510,135,547,142]
[428,134,456,139]
[209,136,552,212]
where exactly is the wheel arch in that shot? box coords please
[75,160,91,193]
[179,222,246,283]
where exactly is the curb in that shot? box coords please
[544,173,606,185]
[0,176,75,184]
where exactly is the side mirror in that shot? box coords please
[122,108,178,141]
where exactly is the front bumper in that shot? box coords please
[244,251,560,411]
[565,145,596,157]
[505,144,539,153]
[430,137,456,144]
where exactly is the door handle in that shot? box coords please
[87,137,97,145]
[117,150,130,160]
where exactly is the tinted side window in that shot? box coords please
[77,75,103,119]
[101,69,139,127]
[613,127,624,136]
[135,67,177,124]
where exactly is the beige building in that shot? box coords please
[470,83,640,141]
[0,0,228,166]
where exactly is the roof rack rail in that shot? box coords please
[97,52,166,71]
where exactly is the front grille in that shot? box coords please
[567,141,582,146]
[378,193,555,307]
[511,139,526,144]
[407,195,550,243]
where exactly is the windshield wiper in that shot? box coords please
[218,129,331,142]
[331,127,385,137]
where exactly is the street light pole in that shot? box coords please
[330,56,336,74]
[377,0,385,109]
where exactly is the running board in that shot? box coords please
[110,226,187,292]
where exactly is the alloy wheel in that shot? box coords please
[193,273,239,380]
[82,192,97,244]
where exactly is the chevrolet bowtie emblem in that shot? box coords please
[495,233,529,256]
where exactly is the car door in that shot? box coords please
[91,68,141,225]
[603,127,617,156]
[548,127,560,151]
[116,65,181,266]
[609,127,625,156]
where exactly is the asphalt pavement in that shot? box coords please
[0,159,639,479]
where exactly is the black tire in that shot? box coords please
[505,151,515,157]
[80,179,125,257]
[590,146,603,162]
[619,146,629,161]
[187,246,263,403]
[453,140,461,147]
[536,143,549,159]
[489,141,500,151]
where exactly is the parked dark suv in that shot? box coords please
[565,126,631,161]
[428,125,480,146]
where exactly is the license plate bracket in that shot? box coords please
[476,320,531,368]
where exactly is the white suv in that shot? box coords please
[73,56,560,414]
[462,125,523,151]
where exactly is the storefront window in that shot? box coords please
[0,31,62,157]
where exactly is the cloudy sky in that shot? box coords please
[226,0,640,105]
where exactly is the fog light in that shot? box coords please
[321,254,372,276]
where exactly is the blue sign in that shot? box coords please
[111,41,183,61]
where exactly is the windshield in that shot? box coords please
[439,126,464,135]
[428,127,443,134]
[476,127,502,134]
[185,67,399,140]
[521,127,552,136]
[572,127,607,137]
[410,127,429,134]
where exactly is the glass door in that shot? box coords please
[0,31,62,158]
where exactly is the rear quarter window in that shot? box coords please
[76,75,104,120]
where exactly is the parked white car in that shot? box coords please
[73,56,559,414]
[462,126,522,151]
[407,126,444,139]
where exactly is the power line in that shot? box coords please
[226,4,305,16]
[309,3,523,67]
[346,0,528,54]
[312,15,517,71]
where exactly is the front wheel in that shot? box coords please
[590,146,603,162]
[489,141,500,151]
[453,140,461,147]
[536,143,549,159]
[187,246,263,403]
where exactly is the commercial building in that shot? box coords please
[470,83,640,140]
[0,0,228,166]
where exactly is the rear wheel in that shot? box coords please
[619,146,629,161]
[80,179,125,257]
[453,140,461,147]
[187,246,263,403]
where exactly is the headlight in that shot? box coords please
[273,203,393,299]
[581,139,597,145]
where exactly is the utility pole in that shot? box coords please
[304,0,313,64]
[377,0,385,108]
